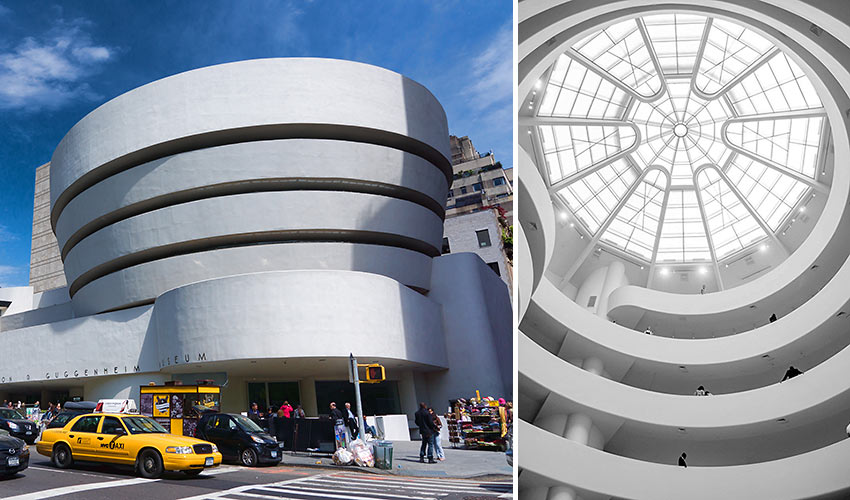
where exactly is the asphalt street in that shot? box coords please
[0,447,513,500]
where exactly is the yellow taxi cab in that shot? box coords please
[36,413,222,478]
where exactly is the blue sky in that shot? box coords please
[0,0,512,287]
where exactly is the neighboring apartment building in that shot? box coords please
[444,135,513,291]
[446,135,513,220]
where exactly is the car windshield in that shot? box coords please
[232,414,264,433]
[0,409,22,419]
[121,416,168,434]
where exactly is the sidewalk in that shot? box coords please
[281,440,513,479]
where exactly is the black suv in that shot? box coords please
[0,433,28,478]
[0,408,38,444]
[46,401,97,430]
[195,413,283,466]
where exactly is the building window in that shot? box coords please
[493,177,506,186]
[448,189,453,198]
[486,262,501,276]
[473,182,483,192]
[461,186,468,194]
[587,296,597,307]
[476,229,491,248]
[442,237,451,254]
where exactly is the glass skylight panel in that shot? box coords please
[572,19,662,98]
[696,168,767,259]
[543,14,829,275]
[694,19,774,95]
[601,169,667,259]
[727,53,822,115]
[556,158,637,233]
[629,79,731,185]
[656,189,711,262]
[537,55,631,119]
[539,124,636,185]
[726,156,809,230]
[643,14,707,76]
[725,116,823,178]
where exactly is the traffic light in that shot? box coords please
[364,364,385,383]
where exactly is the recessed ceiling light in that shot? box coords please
[559,211,568,221]
[569,222,575,227]
[660,268,669,276]
[698,267,707,275]
[535,80,542,89]
[800,206,806,212]
[760,244,768,252]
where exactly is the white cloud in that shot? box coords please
[0,264,26,288]
[0,20,113,110]
[462,22,512,112]
[0,224,15,242]
[0,3,10,16]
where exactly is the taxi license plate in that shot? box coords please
[204,457,213,466]
[7,457,19,467]
[25,431,32,435]
[271,451,277,458]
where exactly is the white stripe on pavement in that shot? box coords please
[266,484,436,500]
[177,475,319,500]
[27,465,124,479]
[329,473,513,489]
[305,476,511,494]
[1,477,157,500]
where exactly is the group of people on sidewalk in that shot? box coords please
[329,401,362,449]
[414,402,445,463]
[247,400,306,447]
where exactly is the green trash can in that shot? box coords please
[373,440,393,470]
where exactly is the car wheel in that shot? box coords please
[240,447,258,467]
[138,449,164,479]
[52,443,73,469]
[183,469,203,477]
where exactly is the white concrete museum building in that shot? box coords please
[0,58,512,429]
[519,1,850,499]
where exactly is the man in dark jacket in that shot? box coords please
[414,402,438,463]
[330,402,346,449]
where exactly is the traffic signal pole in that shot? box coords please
[349,353,366,441]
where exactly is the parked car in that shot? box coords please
[46,401,98,430]
[194,413,283,466]
[36,413,222,478]
[0,433,29,478]
[0,408,38,444]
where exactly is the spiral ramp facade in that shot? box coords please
[0,58,512,417]
[519,2,850,499]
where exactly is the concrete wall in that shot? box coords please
[29,163,67,293]
[48,58,451,315]
[425,253,513,407]
[443,210,510,287]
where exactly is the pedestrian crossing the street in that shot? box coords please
[179,472,514,500]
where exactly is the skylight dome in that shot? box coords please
[532,14,830,281]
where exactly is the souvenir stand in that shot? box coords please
[446,394,510,451]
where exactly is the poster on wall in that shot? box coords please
[171,395,184,418]
[153,395,170,417]
[140,394,153,416]
[183,419,198,437]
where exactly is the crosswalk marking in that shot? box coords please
[178,472,513,500]
[2,477,157,500]
[265,484,436,500]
